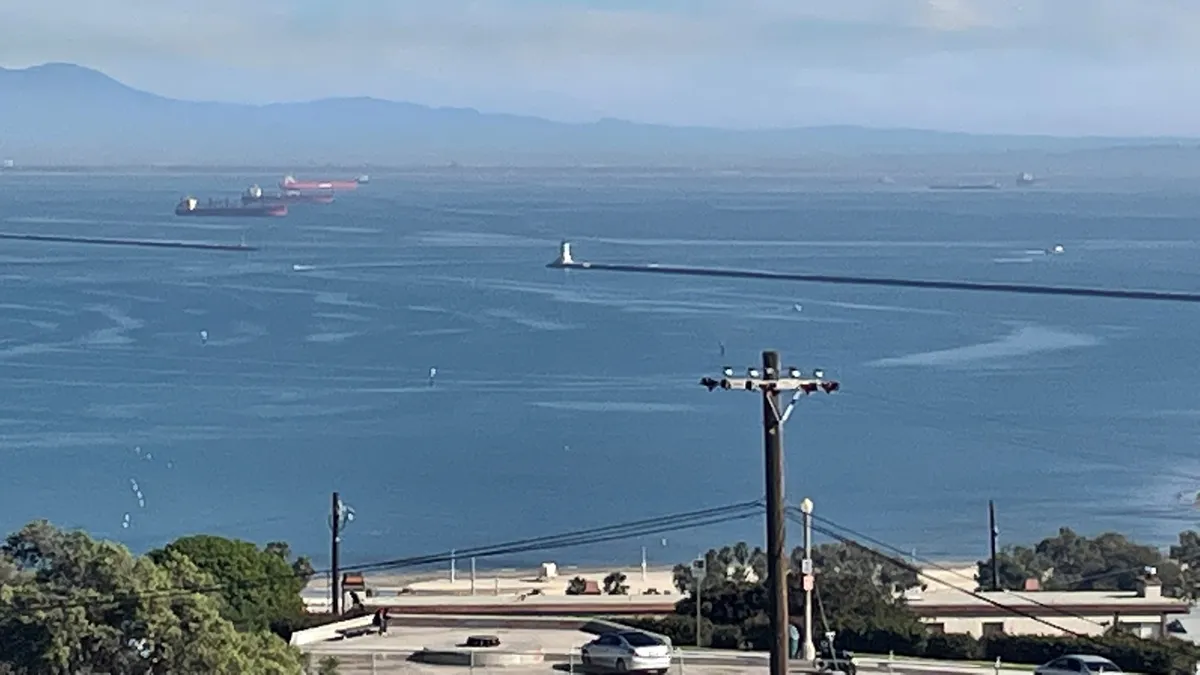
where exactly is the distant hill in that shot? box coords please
[0,63,1193,166]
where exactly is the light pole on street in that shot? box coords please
[800,497,816,662]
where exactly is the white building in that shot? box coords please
[907,574,1189,638]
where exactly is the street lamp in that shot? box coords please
[799,498,816,662]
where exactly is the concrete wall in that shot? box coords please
[288,613,655,648]
[925,614,1165,638]
[289,615,374,647]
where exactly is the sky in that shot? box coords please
[1,0,1198,135]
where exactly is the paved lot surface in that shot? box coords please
[304,657,821,675]
[305,625,594,654]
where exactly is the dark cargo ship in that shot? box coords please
[241,184,334,205]
[928,181,1001,191]
[175,196,287,217]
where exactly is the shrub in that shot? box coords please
[711,624,743,650]
[269,606,368,642]
[924,633,983,661]
[618,615,714,647]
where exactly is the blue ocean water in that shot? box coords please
[1,169,1199,573]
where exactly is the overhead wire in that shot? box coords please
[782,510,1087,638]
[790,508,1107,628]
[790,511,1200,663]
[4,500,764,613]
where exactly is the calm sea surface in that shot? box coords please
[1,169,1198,572]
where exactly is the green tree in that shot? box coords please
[792,542,924,637]
[977,528,1177,594]
[603,571,629,595]
[317,655,341,675]
[672,542,767,594]
[672,541,922,650]
[1170,530,1200,600]
[0,520,302,674]
[150,534,308,632]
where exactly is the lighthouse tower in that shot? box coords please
[556,241,574,265]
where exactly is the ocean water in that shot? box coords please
[1,169,1199,574]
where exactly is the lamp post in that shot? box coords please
[800,497,816,662]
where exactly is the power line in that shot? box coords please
[790,512,1200,664]
[783,511,1087,638]
[793,508,1107,628]
[4,500,763,613]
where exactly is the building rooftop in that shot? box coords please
[908,588,1188,616]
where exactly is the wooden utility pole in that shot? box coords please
[761,351,789,675]
[989,500,999,592]
[699,351,840,675]
[331,491,341,616]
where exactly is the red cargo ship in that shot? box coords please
[279,174,367,191]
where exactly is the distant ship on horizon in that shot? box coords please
[279,174,368,191]
[1016,172,1037,186]
[242,184,334,205]
[928,181,1002,191]
[175,196,287,217]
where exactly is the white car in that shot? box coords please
[580,631,672,673]
[1035,655,1122,675]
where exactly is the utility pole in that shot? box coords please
[700,351,840,675]
[330,491,341,616]
[800,498,816,662]
[761,351,788,675]
[989,500,999,592]
[692,557,707,648]
[328,493,356,616]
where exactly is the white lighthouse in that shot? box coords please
[556,241,574,265]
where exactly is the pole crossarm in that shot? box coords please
[700,376,841,394]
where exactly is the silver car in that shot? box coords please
[580,631,672,673]
[1035,654,1122,675]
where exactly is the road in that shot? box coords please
[302,650,1014,675]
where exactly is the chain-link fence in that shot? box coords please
[302,647,701,675]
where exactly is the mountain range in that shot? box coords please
[0,63,1195,166]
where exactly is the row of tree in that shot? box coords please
[978,527,1200,597]
[648,531,1200,673]
[0,520,316,674]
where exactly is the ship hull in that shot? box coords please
[176,205,287,217]
[928,184,1001,191]
[279,179,358,191]
[243,194,334,205]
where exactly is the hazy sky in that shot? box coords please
[2,0,1197,134]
